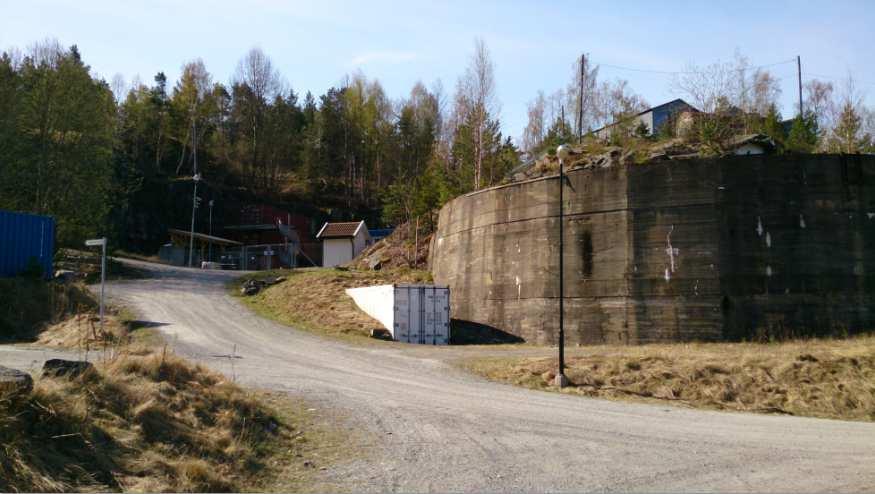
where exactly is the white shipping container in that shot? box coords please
[345,284,450,345]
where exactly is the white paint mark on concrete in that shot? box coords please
[515,276,521,300]
[665,225,678,275]
[765,232,771,248]
[437,237,444,247]
[766,265,773,277]
[799,214,807,228]
[868,212,875,220]
[756,217,764,237]
[664,268,671,282]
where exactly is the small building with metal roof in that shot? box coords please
[316,220,372,267]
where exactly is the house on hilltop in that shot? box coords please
[594,98,699,139]
[316,220,372,267]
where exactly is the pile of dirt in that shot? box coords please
[237,268,432,341]
[463,336,875,421]
[0,347,326,492]
[350,220,432,271]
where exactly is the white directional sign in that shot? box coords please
[84,237,107,334]
[264,249,275,256]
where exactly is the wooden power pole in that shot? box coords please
[797,55,803,118]
[578,54,585,144]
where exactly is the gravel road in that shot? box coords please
[4,260,874,492]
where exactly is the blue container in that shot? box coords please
[0,210,55,279]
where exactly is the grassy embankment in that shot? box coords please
[0,347,348,492]
[1,274,354,492]
[462,337,875,422]
[233,267,432,343]
[233,268,875,422]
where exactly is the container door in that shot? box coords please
[423,287,436,345]
[394,287,410,342]
[434,288,450,345]
[409,287,423,344]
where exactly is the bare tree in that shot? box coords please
[522,91,546,153]
[750,69,782,116]
[804,79,836,130]
[672,59,737,113]
[233,47,283,104]
[110,73,127,104]
[457,38,499,189]
[566,55,600,136]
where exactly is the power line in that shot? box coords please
[802,71,875,87]
[595,58,797,76]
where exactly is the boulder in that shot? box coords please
[54,269,79,283]
[42,359,94,379]
[0,366,33,399]
[370,328,393,341]
[240,279,266,296]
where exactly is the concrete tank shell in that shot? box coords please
[346,284,450,345]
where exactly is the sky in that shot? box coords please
[3,0,874,140]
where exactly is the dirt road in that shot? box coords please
[6,260,875,492]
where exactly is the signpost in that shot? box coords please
[85,237,107,335]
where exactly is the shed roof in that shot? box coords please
[316,221,365,239]
[167,228,242,246]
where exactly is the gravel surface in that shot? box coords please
[4,259,875,492]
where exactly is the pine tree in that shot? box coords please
[831,102,863,154]
[785,113,818,154]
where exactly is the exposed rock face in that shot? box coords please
[0,366,33,398]
[430,154,875,344]
[42,359,94,378]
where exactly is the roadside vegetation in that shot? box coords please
[0,276,95,343]
[0,346,345,492]
[233,268,432,343]
[2,266,352,492]
[462,336,875,422]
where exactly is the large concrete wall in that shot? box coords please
[430,154,875,344]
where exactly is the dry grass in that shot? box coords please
[0,279,96,342]
[0,346,340,492]
[462,336,875,421]
[235,268,432,342]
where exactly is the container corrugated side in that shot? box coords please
[0,210,55,279]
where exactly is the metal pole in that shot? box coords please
[99,238,106,334]
[208,200,214,263]
[797,55,803,118]
[555,148,568,388]
[188,178,198,267]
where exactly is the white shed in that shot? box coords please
[316,220,372,267]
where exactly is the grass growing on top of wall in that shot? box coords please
[461,336,875,422]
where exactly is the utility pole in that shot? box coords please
[578,54,585,144]
[797,55,803,118]
[208,199,214,263]
[187,114,200,268]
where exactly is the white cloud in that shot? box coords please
[350,50,417,67]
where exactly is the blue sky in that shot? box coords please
[3,0,874,139]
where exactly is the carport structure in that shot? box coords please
[166,228,242,267]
